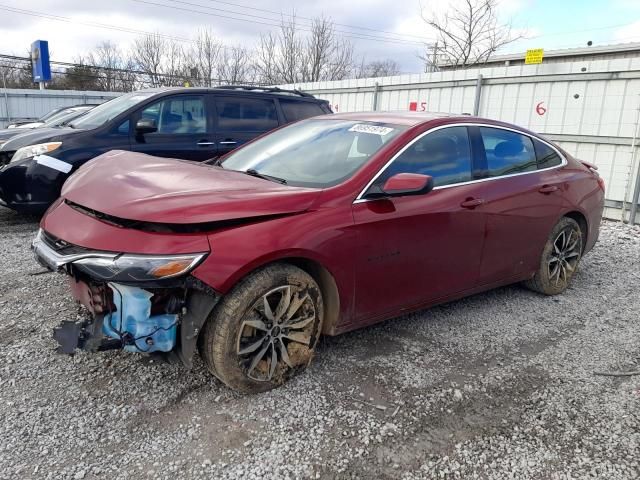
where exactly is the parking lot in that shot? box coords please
[0,205,638,479]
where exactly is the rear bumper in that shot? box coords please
[584,194,605,255]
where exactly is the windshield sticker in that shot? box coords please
[349,124,394,136]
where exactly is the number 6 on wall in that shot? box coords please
[536,101,547,116]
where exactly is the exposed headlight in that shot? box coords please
[11,142,62,163]
[0,141,6,148]
[72,253,207,282]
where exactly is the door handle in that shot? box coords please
[460,198,485,209]
[219,140,237,146]
[538,185,559,194]
[197,141,215,147]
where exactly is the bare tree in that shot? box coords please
[277,14,305,83]
[255,32,280,84]
[189,29,222,87]
[85,42,119,91]
[255,14,356,84]
[0,57,34,89]
[304,16,354,82]
[219,45,253,85]
[82,41,138,91]
[355,59,401,78]
[163,39,189,86]
[132,33,165,87]
[419,0,523,69]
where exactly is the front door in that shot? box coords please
[131,94,216,161]
[352,126,487,322]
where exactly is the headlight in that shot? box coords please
[11,142,62,163]
[72,253,206,282]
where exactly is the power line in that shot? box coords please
[131,0,425,46]
[196,0,433,41]
[161,0,431,43]
[0,4,251,55]
[0,53,265,86]
[0,1,426,64]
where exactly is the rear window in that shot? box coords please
[280,99,326,123]
[533,138,563,169]
[479,127,537,177]
[215,97,278,132]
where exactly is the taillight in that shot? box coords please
[597,175,605,191]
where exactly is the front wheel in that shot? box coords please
[200,264,324,393]
[524,217,583,295]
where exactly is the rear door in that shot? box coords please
[472,126,565,285]
[213,96,280,157]
[130,94,216,161]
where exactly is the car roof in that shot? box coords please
[136,86,325,102]
[324,111,462,126]
[319,111,531,130]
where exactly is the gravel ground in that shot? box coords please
[0,206,639,480]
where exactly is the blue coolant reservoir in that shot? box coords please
[103,283,178,353]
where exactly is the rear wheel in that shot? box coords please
[200,264,323,393]
[524,217,583,295]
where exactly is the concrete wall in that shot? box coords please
[279,58,640,221]
[0,89,120,128]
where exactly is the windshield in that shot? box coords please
[42,108,91,127]
[38,107,64,122]
[221,119,406,188]
[69,92,156,129]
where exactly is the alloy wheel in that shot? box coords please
[236,285,316,382]
[547,227,581,287]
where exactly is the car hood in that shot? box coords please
[61,150,322,224]
[0,127,81,151]
[0,128,26,142]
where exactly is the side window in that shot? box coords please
[380,126,472,188]
[116,120,129,134]
[215,97,278,132]
[280,99,325,123]
[480,127,536,176]
[533,138,563,169]
[139,96,206,134]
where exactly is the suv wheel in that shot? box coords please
[200,264,323,393]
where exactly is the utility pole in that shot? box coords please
[431,42,438,72]
[627,96,640,225]
[1,65,10,125]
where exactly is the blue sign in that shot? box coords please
[31,40,51,83]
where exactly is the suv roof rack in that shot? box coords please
[213,85,315,98]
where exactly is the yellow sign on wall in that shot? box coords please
[525,49,544,64]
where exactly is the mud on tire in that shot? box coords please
[200,263,324,393]
[524,217,583,296]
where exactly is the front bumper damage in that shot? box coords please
[33,229,218,367]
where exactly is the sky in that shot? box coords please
[0,0,638,73]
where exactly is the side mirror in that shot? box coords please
[135,118,157,134]
[381,173,434,197]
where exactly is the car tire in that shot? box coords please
[524,217,583,295]
[200,263,324,393]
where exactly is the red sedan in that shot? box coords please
[33,112,604,393]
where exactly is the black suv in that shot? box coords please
[0,86,332,214]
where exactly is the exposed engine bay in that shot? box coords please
[33,228,218,367]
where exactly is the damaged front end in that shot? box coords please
[32,228,218,367]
